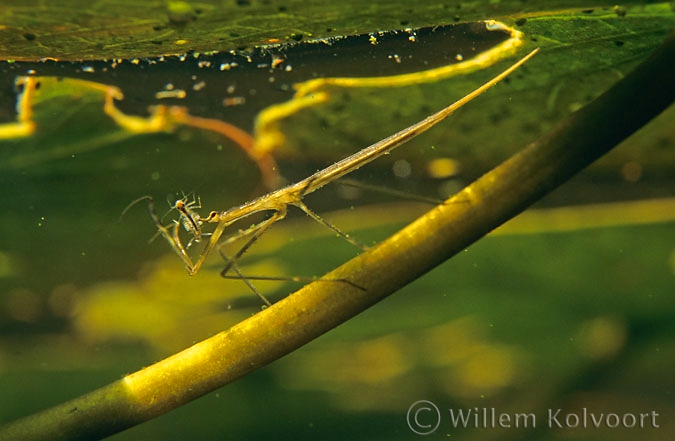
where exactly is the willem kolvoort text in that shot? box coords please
[448,408,660,429]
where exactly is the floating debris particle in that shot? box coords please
[220,62,239,71]
[155,89,187,99]
[271,55,285,69]
[223,96,246,107]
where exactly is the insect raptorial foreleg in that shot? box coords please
[122,195,198,271]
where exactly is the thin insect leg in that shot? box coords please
[217,249,272,307]
[336,178,445,205]
[220,272,367,291]
[119,195,153,222]
[184,205,286,276]
[148,196,195,269]
[218,208,365,303]
[161,195,179,223]
[216,211,285,305]
[119,195,163,243]
[167,216,193,264]
[144,198,169,243]
[121,194,198,269]
[219,210,285,276]
[187,221,226,275]
[294,200,368,251]
[179,192,203,215]
[234,264,273,307]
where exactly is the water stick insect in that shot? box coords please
[133,48,538,303]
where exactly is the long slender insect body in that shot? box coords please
[137,48,539,287]
[207,48,539,225]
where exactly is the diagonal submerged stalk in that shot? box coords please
[1,30,673,441]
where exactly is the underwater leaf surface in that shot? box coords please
[0,0,664,60]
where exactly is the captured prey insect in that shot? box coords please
[173,194,208,248]
[123,192,209,248]
[129,48,538,303]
